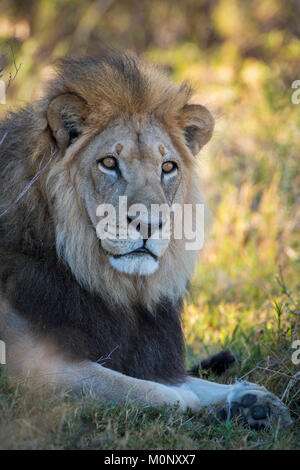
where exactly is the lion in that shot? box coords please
[0,51,292,428]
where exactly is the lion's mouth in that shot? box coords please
[106,244,160,276]
[112,247,158,260]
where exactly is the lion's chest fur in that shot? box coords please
[72,296,186,384]
[2,251,186,384]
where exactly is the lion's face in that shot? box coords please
[43,53,214,306]
[80,117,184,276]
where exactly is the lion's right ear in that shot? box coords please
[47,93,88,150]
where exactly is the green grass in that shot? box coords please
[0,281,299,450]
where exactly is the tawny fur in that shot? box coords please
[0,51,292,428]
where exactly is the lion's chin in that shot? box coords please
[108,253,159,276]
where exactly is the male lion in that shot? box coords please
[0,51,291,428]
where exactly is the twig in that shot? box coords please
[281,371,300,403]
[6,40,22,90]
[238,360,264,380]
[0,131,8,146]
[97,345,120,364]
[0,149,56,219]
[239,363,296,384]
[276,266,298,311]
[255,366,295,380]
[0,40,22,91]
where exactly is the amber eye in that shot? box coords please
[162,161,177,174]
[99,156,118,170]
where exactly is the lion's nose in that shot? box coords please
[127,215,163,239]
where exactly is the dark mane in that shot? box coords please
[1,244,185,383]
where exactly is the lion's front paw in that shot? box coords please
[217,382,293,429]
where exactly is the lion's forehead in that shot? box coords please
[86,118,178,166]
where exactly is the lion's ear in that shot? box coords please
[181,104,214,156]
[47,93,88,150]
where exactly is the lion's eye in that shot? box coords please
[162,161,177,174]
[99,156,118,171]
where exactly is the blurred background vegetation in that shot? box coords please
[0,1,299,444]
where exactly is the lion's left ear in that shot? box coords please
[47,93,88,150]
[181,104,214,156]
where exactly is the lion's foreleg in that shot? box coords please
[3,321,198,411]
[182,377,234,406]
[9,351,201,411]
[51,361,201,411]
